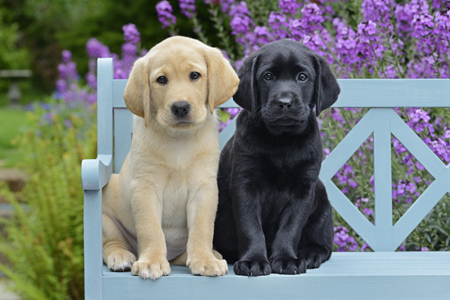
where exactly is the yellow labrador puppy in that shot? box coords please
[102,36,239,279]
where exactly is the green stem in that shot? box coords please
[209,4,236,61]
[190,12,209,45]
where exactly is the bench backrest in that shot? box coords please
[98,58,450,253]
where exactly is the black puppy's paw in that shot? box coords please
[303,252,327,269]
[270,258,307,275]
[234,259,271,276]
[298,248,330,269]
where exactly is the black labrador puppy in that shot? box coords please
[213,40,340,276]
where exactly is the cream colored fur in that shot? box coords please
[102,36,239,280]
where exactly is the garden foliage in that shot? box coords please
[0,102,96,300]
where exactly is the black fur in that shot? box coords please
[213,40,340,276]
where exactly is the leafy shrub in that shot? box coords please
[0,102,96,300]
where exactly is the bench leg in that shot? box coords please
[84,190,103,300]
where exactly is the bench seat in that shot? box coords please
[100,252,450,299]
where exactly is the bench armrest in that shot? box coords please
[81,154,113,190]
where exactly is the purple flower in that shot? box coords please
[179,0,196,18]
[229,1,251,16]
[86,38,111,58]
[227,108,241,118]
[278,0,302,15]
[156,0,177,29]
[122,24,140,44]
[62,50,72,63]
[268,12,288,39]
[357,20,379,42]
[218,0,235,13]
[121,42,137,57]
[362,0,392,28]
[85,72,97,89]
[254,26,272,44]
[334,226,358,252]
[56,79,67,93]
[363,208,373,216]
[361,243,370,251]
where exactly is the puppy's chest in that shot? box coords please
[160,170,190,227]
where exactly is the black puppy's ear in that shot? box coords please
[234,55,258,112]
[313,54,340,116]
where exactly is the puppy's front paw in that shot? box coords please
[270,258,307,275]
[234,259,271,276]
[187,256,228,277]
[106,249,136,272]
[131,257,171,280]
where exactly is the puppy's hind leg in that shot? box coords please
[297,180,334,270]
[103,213,137,271]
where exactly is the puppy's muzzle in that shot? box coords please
[171,101,191,118]
[277,97,293,112]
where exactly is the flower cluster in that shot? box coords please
[334,226,358,252]
[179,0,196,18]
[156,0,177,29]
[54,50,95,104]
[56,24,145,105]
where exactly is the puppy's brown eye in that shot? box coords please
[298,73,308,81]
[263,72,274,81]
[190,72,201,80]
[157,76,168,84]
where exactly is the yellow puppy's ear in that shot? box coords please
[204,47,240,114]
[123,56,152,127]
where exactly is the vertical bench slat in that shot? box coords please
[219,115,238,150]
[97,58,114,156]
[373,109,394,251]
[83,58,114,300]
[84,190,103,300]
[113,109,133,173]
[112,80,127,108]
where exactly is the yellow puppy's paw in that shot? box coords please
[131,258,171,280]
[106,249,136,272]
[187,256,228,277]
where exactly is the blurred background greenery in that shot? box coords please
[0,0,229,98]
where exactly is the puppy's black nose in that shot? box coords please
[171,101,191,118]
[277,98,292,110]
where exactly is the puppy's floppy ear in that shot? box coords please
[233,55,258,112]
[313,54,340,117]
[204,47,240,114]
[123,56,152,127]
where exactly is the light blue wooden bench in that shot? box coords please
[82,58,450,300]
